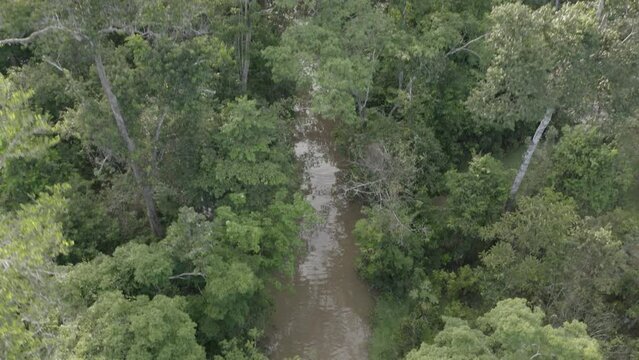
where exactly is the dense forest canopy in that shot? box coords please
[1,0,638,359]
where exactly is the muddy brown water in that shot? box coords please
[267,109,374,360]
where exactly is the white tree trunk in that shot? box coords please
[1,28,167,237]
[596,0,605,23]
[506,107,555,209]
[239,0,252,92]
[94,53,164,238]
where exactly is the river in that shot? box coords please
[267,107,374,359]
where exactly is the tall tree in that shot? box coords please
[92,52,163,237]
[61,291,205,360]
[0,74,68,358]
[0,75,58,169]
[467,3,601,207]
[548,124,635,213]
[0,186,69,359]
[405,298,602,360]
[0,1,237,237]
[265,0,390,123]
[480,189,638,356]
[238,0,253,92]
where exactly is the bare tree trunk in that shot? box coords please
[506,107,555,210]
[596,0,605,23]
[94,53,164,238]
[239,0,252,92]
[397,0,407,91]
[150,113,165,180]
[240,31,251,92]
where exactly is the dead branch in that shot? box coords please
[169,271,206,280]
[446,33,487,57]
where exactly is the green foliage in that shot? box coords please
[444,155,510,237]
[368,266,484,359]
[405,298,602,360]
[549,125,634,214]
[63,242,171,308]
[200,98,292,201]
[0,185,69,359]
[0,74,58,169]
[265,0,390,123]
[370,297,412,360]
[406,316,492,360]
[59,178,126,263]
[166,197,310,345]
[0,143,74,209]
[480,190,638,355]
[467,2,600,130]
[1,15,307,358]
[481,190,577,264]
[480,190,568,301]
[377,0,495,164]
[213,330,267,360]
[2,0,639,358]
[355,205,425,292]
[63,193,310,350]
[62,291,205,360]
[60,31,238,218]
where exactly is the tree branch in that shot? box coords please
[42,57,65,73]
[446,33,487,57]
[99,26,157,38]
[151,113,166,178]
[0,25,65,46]
[342,179,384,195]
[596,0,605,24]
[169,272,206,280]
[621,31,635,44]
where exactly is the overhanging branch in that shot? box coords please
[0,25,65,46]
[446,33,488,57]
[169,271,206,280]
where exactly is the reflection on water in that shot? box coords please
[267,110,373,360]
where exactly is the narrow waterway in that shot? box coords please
[267,108,374,359]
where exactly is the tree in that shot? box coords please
[199,98,292,202]
[0,185,69,359]
[0,74,58,169]
[238,0,254,92]
[265,0,390,123]
[467,3,602,207]
[548,124,634,214]
[444,155,510,238]
[0,0,237,237]
[93,51,164,237]
[480,189,637,356]
[480,190,579,303]
[61,291,205,360]
[213,330,268,360]
[0,70,68,358]
[0,1,154,236]
[405,298,602,360]
[62,193,310,351]
[206,0,281,94]
[354,204,424,292]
